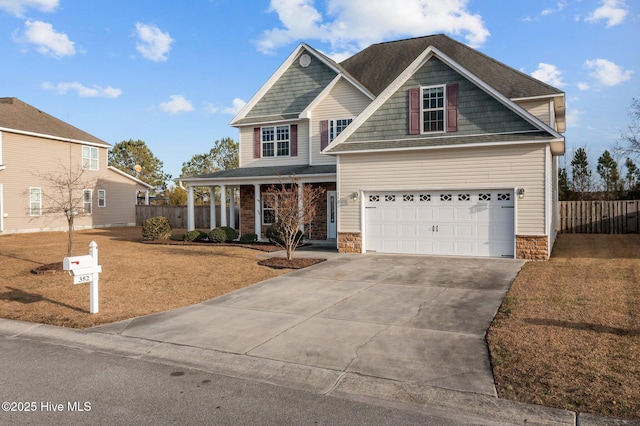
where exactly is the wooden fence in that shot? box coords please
[558,200,640,234]
[136,205,239,230]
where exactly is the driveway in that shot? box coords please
[91,252,523,397]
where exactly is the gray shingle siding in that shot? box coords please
[246,51,337,118]
[346,58,537,144]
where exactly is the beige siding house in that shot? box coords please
[0,97,152,234]
[178,34,565,259]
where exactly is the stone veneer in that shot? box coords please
[515,235,549,260]
[337,232,362,253]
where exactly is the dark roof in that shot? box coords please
[340,34,563,99]
[181,164,336,181]
[329,132,555,153]
[0,97,109,145]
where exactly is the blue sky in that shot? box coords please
[0,0,637,181]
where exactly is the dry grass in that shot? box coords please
[0,227,290,328]
[488,234,640,419]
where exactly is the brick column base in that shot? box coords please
[337,232,362,253]
[516,235,549,260]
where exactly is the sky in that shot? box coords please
[0,0,638,182]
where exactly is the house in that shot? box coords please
[178,34,565,260]
[0,97,153,234]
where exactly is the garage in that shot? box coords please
[364,190,515,258]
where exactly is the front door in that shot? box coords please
[327,191,337,239]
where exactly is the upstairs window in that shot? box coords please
[329,119,353,142]
[262,125,290,157]
[82,146,98,170]
[422,85,445,132]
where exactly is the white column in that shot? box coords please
[220,184,227,227]
[187,185,195,231]
[144,190,149,205]
[298,182,304,232]
[229,186,236,229]
[209,186,217,230]
[254,184,261,239]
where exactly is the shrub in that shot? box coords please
[239,233,258,244]
[182,230,208,242]
[142,216,172,241]
[209,227,228,243]
[221,226,238,241]
[266,223,303,246]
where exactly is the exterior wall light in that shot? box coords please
[351,191,359,201]
[517,187,525,199]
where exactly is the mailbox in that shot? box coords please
[69,265,102,277]
[63,255,94,271]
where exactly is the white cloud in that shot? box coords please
[135,22,174,62]
[204,98,247,115]
[541,1,568,16]
[585,0,628,27]
[566,108,583,128]
[584,58,633,86]
[256,0,490,57]
[0,0,58,17]
[19,20,75,58]
[577,82,590,91]
[159,95,193,114]
[42,81,122,98]
[531,63,565,87]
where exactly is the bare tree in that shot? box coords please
[263,178,326,260]
[35,165,95,257]
[615,96,640,156]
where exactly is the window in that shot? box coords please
[262,193,276,225]
[29,187,42,216]
[422,85,445,132]
[329,119,353,142]
[83,190,92,214]
[262,125,289,157]
[82,146,98,170]
[98,190,106,207]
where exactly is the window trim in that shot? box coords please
[83,189,92,215]
[98,189,106,207]
[261,125,290,158]
[82,146,99,170]
[29,187,42,216]
[421,84,446,134]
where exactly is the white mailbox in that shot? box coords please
[63,255,94,271]
[69,265,102,277]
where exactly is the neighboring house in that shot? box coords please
[0,97,153,234]
[178,34,565,260]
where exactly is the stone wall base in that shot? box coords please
[337,232,362,253]
[516,235,549,260]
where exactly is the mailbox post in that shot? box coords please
[63,241,101,314]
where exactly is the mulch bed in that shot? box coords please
[31,262,64,274]
[258,257,326,269]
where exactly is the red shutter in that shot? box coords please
[446,84,459,132]
[320,120,329,150]
[253,128,261,158]
[408,88,420,135]
[290,124,298,156]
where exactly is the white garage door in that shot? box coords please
[365,190,514,258]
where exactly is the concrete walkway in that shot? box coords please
[92,251,523,397]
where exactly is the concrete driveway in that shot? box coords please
[91,252,523,397]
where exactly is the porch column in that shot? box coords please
[229,186,236,229]
[254,184,261,239]
[144,190,150,205]
[209,186,217,229]
[187,185,195,231]
[298,182,304,232]
[220,184,227,227]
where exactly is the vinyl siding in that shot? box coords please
[337,144,547,235]
[245,50,337,119]
[347,57,538,144]
[516,99,552,127]
[239,121,309,168]
[310,78,371,165]
[0,131,142,234]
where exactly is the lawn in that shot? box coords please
[0,227,290,328]
[487,234,640,419]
